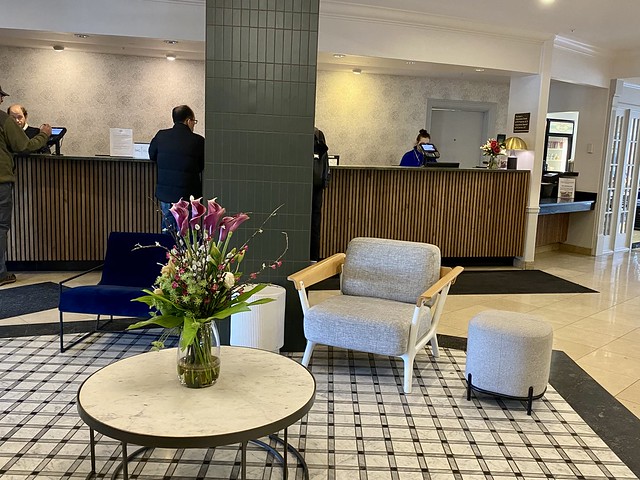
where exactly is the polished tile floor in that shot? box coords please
[1,248,639,421]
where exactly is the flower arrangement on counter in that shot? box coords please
[480,138,506,169]
[127,196,287,387]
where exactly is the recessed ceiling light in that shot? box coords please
[53,45,65,52]
[74,34,89,38]
[333,53,346,58]
[166,53,177,61]
[406,61,416,65]
[352,68,362,74]
[540,0,555,4]
[164,40,179,45]
[475,68,485,72]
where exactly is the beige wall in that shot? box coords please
[1,46,509,164]
[315,70,510,166]
[0,46,204,157]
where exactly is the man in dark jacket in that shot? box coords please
[7,104,51,154]
[149,105,205,230]
[311,127,330,261]
[0,86,51,285]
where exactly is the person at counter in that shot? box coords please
[149,105,205,231]
[7,104,51,154]
[400,129,440,166]
[0,93,51,286]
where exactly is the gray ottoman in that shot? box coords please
[465,310,553,415]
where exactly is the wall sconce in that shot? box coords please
[352,68,362,74]
[166,53,177,61]
[505,137,528,150]
[53,45,65,52]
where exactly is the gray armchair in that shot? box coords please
[288,237,463,393]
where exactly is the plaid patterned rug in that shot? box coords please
[0,332,636,479]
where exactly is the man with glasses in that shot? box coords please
[149,104,205,231]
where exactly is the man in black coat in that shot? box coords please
[149,105,205,230]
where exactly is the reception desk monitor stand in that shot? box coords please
[47,127,67,155]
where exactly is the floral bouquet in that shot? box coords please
[480,138,506,169]
[128,196,287,388]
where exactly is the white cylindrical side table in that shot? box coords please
[230,284,286,352]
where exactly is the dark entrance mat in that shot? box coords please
[450,270,597,295]
[0,282,67,319]
[308,270,597,294]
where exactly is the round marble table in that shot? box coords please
[77,346,316,479]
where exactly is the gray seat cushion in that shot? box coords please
[304,294,431,357]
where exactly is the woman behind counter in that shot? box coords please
[400,129,440,166]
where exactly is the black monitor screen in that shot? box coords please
[425,162,459,168]
[421,143,436,152]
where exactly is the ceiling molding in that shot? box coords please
[140,0,204,4]
[553,36,611,58]
[320,0,549,47]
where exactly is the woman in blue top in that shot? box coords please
[400,129,438,166]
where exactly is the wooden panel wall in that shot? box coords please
[320,167,530,258]
[536,213,570,246]
[9,155,159,262]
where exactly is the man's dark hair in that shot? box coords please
[172,105,195,123]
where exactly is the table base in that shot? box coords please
[84,427,309,480]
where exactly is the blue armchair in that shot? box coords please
[58,231,173,352]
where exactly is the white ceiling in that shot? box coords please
[337,0,640,53]
[1,0,639,81]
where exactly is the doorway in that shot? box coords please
[426,99,498,168]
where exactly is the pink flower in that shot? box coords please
[219,213,250,242]
[170,199,190,236]
[189,197,206,230]
[249,273,257,279]
[203,198,226,235]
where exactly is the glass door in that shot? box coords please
[545,136,570,172]
[599,108,640,253]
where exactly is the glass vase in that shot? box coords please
[176,321,221,388]
[487,156,500,169]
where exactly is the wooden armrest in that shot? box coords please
[417,266,464,306]
[287,253,346,290]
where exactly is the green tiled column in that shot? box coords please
[205,0,319,350]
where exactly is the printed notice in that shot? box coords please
[558,177,576,201]
[513,113,531,133]
[109,128,134,157]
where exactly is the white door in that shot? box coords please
[430,110,485,168]
[599,108,640,252]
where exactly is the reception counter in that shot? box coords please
[319,166,530,259]
[8,154,158,268]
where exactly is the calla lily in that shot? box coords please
[219,213,250,242]
[203,198,226,235]
[170,201,190,236]
[189,197,206,230]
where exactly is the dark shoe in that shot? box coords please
[0,273,17,286]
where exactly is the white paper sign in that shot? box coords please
[557,177,576,201]
[109,128,134,157]
[133,143,150,159]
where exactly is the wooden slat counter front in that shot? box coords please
[320,166,530,259]
[9,154,158,265]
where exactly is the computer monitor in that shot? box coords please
[47,127,67,155]
[425,162,459,168]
